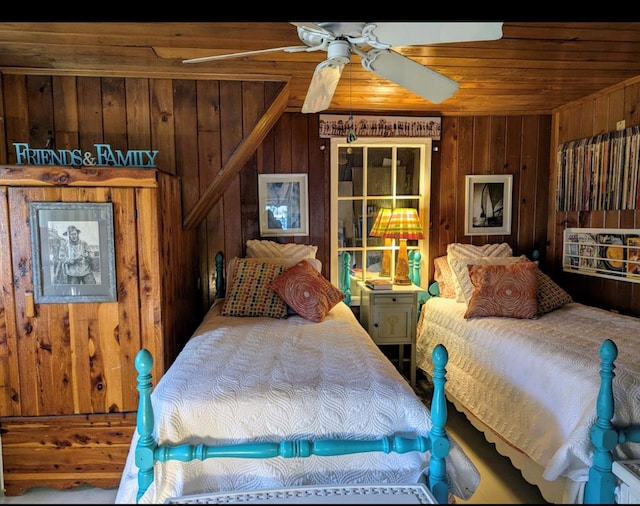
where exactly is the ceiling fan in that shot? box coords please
[183,22,503,113]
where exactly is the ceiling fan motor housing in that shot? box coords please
[327,38,351,66]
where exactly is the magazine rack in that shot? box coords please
[562,227,640,283]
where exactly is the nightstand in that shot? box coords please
[358,282,423,387]
[613,460,640,504]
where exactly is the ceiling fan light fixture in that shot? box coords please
[326,39,351,66]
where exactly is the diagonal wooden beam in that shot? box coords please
[183,81,290,230]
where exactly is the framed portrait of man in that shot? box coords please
[29,202,117,303]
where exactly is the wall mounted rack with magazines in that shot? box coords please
[555,125,640,211]
[563,227,640,283]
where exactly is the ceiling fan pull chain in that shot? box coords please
[346,65,357,144]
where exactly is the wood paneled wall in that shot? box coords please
[431,116,551,274]
[0,73,552,314]
[548,76,640,316]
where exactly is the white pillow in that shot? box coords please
[447,242,513,259]
[446,242,514,302]
[246,239,318,261]
[448,254,529,305]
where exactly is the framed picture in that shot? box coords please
[29,202,117,303]
[258,173,309,236]
[464,174,513,236]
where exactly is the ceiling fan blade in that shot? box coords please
[365,49,460,104]
[290,21,335,37]
[183,45,311,64]
[364,22,503,47]
[301,61,345,113]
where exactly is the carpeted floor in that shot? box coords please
[410,371,548,504]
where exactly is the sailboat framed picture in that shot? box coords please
[464,174,512,236]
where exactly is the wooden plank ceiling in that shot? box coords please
[1,21,640,115]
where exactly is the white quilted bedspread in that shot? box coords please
[416,297,640,484]
[115,301,479,504]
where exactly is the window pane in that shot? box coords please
[366,199,393,246]
[396,147,421,195]
[367,147,392,196]
[338,146,364,197]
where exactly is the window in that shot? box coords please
[330,137,431,304]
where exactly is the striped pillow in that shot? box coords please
[246,240,317,261]
[447,242,513,259]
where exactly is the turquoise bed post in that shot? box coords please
[340,251,351,305]
[134,349,156,503]
[215,251,225,298]
[429,344,450,505]
[408,250,429,318]
[408,250,421,286]
[584,339,618,504]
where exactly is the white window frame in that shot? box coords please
[330,137,431,304]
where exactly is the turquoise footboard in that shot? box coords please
[584,338,640,504]
[133,344,452,504]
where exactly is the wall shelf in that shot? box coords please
[563,227,640,283]
[555,126,640,211]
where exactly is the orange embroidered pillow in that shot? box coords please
[269,260,345,322]
[449,254,529,305]
[464,262,538,319]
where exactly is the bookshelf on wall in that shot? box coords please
[555,125,640,212]
[556,125,640,283]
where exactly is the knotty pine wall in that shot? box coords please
[547,75,640,317]
[4,72,633,320]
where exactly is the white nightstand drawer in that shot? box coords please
[371,294,415,305]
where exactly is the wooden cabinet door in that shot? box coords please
[1,185,143,417]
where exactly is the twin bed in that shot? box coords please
[115,239,640,504]
[115,242,480,504]
[416,242,640,503]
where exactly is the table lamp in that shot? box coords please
[369,208,392,277]
[383,208,424,285]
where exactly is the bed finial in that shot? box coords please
[584,338,618,504]
[429,343,449,504]
[215,251,225,298]
[134,349,156,502]
[339,252,351,305]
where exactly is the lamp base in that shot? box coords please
[393,239,412,286]
[380,238,392,278]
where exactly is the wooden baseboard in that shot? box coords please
[1,412,136,496]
